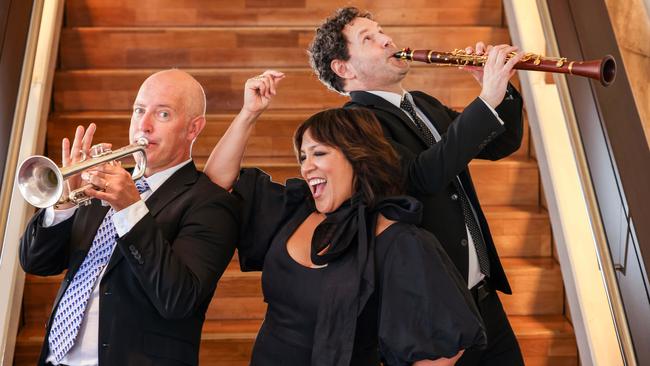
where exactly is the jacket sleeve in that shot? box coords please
[475,84,524,160]
[380,97,506,196]
[115,182,239,320]
[19,209,73,276]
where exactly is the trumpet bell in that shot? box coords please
[17,156,64,208]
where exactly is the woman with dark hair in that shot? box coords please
[204,71,486,366]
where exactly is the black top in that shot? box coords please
[234,168,486,366]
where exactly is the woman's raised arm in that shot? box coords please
[203,70,284,190]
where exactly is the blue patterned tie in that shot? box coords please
[48,179,150,360]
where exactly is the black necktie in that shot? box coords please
[400,95,490,277]
[400,96,435,146]
[453,179,491,276]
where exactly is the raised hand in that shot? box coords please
[242,70,285,115]
[460,42,524,108]
[204,70,285,191]
[478,44,524,108]
[58,123,96,209]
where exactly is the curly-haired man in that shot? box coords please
[309,7,526,366]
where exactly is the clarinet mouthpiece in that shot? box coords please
[394,48,411,60]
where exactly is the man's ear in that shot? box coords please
[331,59,354,80]
[187,115,206,141]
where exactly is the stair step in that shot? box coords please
[53,68,484,113]
[65,0,504,27]
[510,316,578,366]
[499,258,564,315]
[14,315,576,365]
[59,26,510,69]
[486,206,551,257]
[469,158,540,206]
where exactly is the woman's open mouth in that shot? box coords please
[308,177,327,199]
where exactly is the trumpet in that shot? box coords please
[17,138,149,208]
[394,48,616,87]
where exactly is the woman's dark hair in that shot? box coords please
[293,108,403,207]
[308,7,372,94]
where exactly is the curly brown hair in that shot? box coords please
[308,7,372,94]
[293,108,403,208]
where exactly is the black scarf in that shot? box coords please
[310,195,422,366]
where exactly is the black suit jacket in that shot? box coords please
[20,162,239,365]
[345,88,523,294]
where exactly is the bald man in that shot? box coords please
[19,69,239,366]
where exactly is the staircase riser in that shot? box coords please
[60,27,509,69]
[53,69,488,113]
[65,0,504,27]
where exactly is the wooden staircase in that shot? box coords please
[14,1,577,365]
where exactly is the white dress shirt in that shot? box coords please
[367,90,502,289]
[43,159,192,366]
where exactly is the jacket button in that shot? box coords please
[451,194,459,201]
[102,343,109,348]
[460,239,468,246]
[128,244,136,252]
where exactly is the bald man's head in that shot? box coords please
[140,69,206,119]
[129,69,207,176]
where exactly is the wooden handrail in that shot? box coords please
[0,1,65,364]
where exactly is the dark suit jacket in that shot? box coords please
[345,88,523,294]
[20,162,239,365]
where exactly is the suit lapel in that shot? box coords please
[103,162,199,275]
[349,91,430,147]
[144,161,199,217]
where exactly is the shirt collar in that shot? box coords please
[366,90,412,109]
[144,159,192,193]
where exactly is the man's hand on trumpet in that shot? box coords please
[83,163,142,212]
[460,42,525,109]
[57,123,97,210]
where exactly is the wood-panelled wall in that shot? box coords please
[605,0,650,146]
